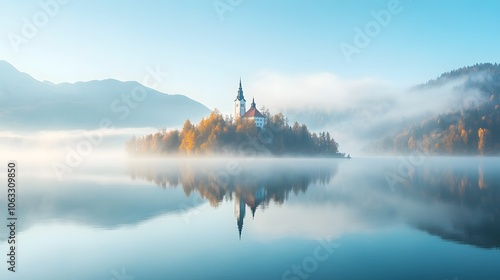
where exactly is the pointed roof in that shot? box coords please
[242,98,265,118]
[247,187,266,219]
[235,78,246,102]
[251,206,256,219]
[237,218,243,240]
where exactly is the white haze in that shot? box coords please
[0,71,489,165]
[0,127,158,180]
[249,71,486,155]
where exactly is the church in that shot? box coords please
[234,185,267,240]
[234,79,266,128]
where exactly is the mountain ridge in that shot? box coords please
[369,62,500,155]
[0,60,210,130]
[414,62,500,90]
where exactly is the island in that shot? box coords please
[126,79,345,157]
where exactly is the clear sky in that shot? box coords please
[1,0,499,113]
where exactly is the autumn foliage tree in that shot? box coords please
[126,109,343,157]
[478,128,490,155]
[370,63,500,156]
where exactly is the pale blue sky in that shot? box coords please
[1,0,499,112]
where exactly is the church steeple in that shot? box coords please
[234,195,246,240]
[237,216,244,240]
[251,97,256,108]
[235,78,246,102]
[234,78,247,119]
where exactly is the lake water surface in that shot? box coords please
[1,157,499,280]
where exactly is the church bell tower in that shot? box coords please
[234,78,246,119]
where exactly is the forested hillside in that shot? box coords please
[373,63,500,155]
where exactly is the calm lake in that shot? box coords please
[1,157,499,280]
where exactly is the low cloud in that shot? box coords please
[249,71,483,154]
[0,127,156,172]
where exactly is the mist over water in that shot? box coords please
[0,127,152,179]
[0,94,498,279]
[1,154,499,279]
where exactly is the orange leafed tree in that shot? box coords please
[478,128,490,155]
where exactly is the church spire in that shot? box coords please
[235,78,246,101]
[251,97,256,108]
[237,218,243,240]
[234,195,246,240]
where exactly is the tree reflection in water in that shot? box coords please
[126,158,500,247]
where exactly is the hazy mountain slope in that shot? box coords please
[369,63,500,155]
[0,61,210,130]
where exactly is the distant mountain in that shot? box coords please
[369,63,500,155]
[0,60,210,130]
[415,63,500,90]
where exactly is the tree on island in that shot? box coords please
[126,109,343,157]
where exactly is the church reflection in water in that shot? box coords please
[126,158,338,239]
[234,185,266,239]
[126,158,500,248]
